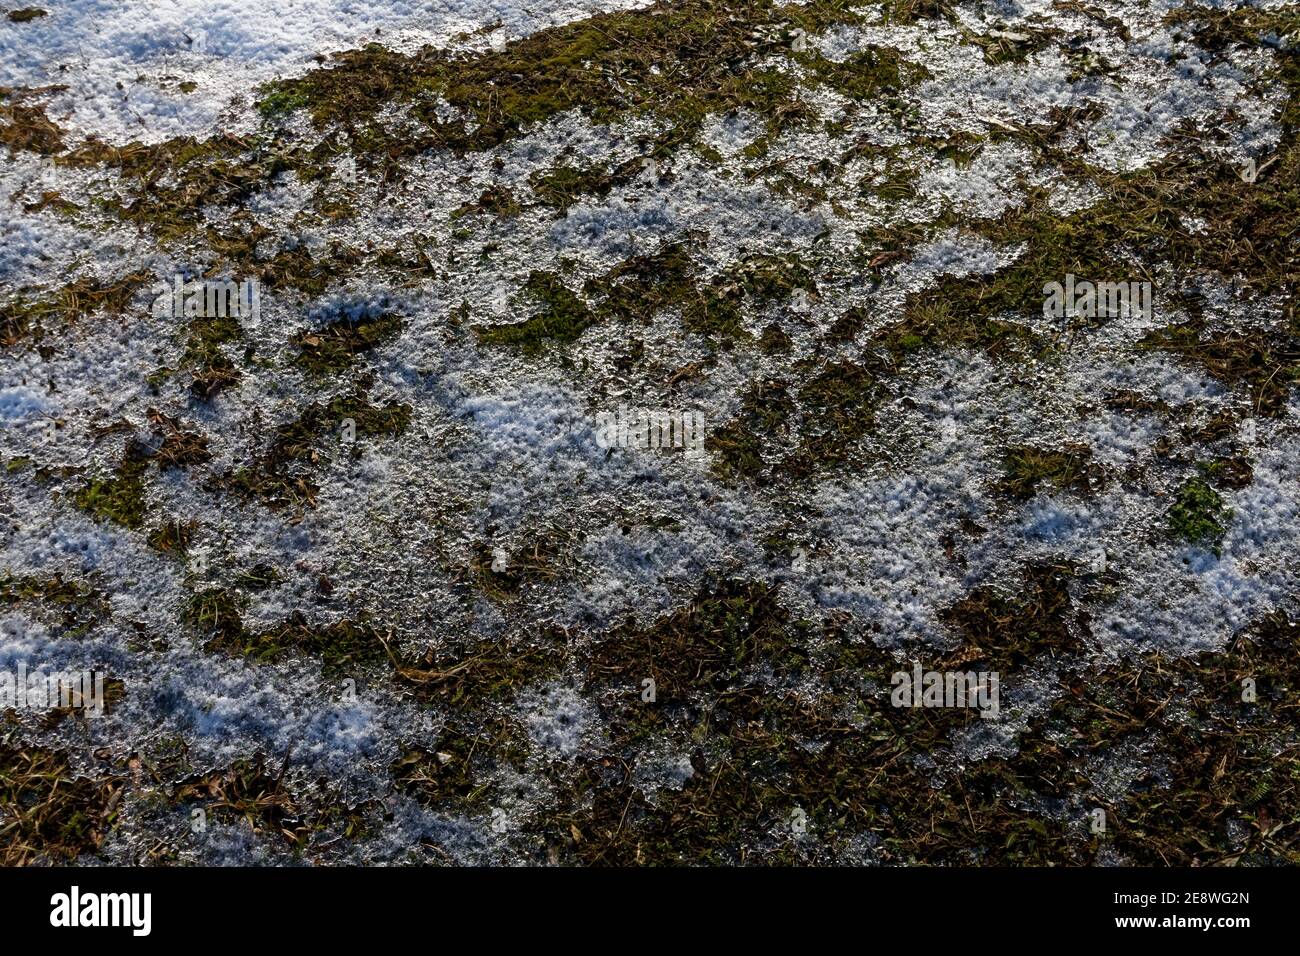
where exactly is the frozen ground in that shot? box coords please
[1,0,1297,865]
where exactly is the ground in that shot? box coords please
[0,0,1298,865]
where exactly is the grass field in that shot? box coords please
[1,0,1297,865]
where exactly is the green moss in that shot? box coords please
[257,87,312,117]
[73,442,151,529]
[256,0,860,153]
[474,271,595,351]
[1167,476,1231,550]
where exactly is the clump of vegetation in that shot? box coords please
[962,25,1061,66]
[876,295,1041,359]
[393,718,525,810]
[475,272,594,351]
[1000,443,1104,500]
[181,311,243,399]
[587,579,810,704]
[1,270,150,348]
[0,747,122,864]
[146,518,198,558]
[187,591,387,674]
[0,572,109,636]
[181,587,247,643]
[1167,476,1231,550]
[21,190,78,215]
[784,360,878,473]
[801,44,929,102]
[232,563,283,591]
[467,526,582,603]
[256,0,861,154]
[940,562,1082,673]
[824,305,868,343]
[0,91,63,155]
[585,242,698,324]
[708,379,794,479]
[171,755,376,851]
[73,441,152,529]
[391,630,565,710]
[147,408,212,468]
[230,613,388,673]
[728,252,818,306]
[6,8,47,23]
[529,162,616,211]
[1197,454,1254,490]
[879,0,954,25]
[522,568,1299,865]
[292,308,405,376]
[213,389,409,510]
[1138,320,1299,417]
[452,185,521,220]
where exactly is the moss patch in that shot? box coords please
[73,440,152,529]
[1167,476,1231,550]
[475,272,595,351]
